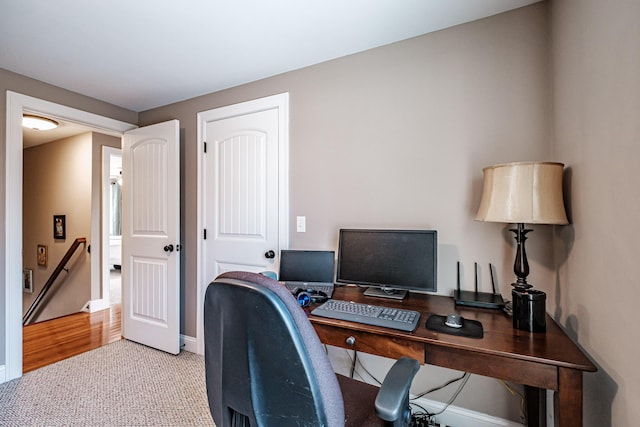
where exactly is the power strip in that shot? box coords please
[410,413,441,427]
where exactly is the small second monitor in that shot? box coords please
[278,250,335,285]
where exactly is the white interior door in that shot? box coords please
[197,93,289,354]
[122,120,180,355]
[205,108,280,276]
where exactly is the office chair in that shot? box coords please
[204,271,420,427]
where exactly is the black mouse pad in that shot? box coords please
[426,314,483,339]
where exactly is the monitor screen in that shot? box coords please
[336,229,437,295]
[279,250,335,283]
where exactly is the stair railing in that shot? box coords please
[23,237,87,326]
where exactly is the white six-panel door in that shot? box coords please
[122,120,180,355]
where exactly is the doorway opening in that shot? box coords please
[4,91,136,382]
[21,122,123,370]
[102,147,122,308]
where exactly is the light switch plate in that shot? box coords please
[296,216,306,232]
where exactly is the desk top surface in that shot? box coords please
[308,285,596,372]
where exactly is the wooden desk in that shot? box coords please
[308,286,596,427]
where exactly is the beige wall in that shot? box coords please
[141,4,551,422]
[22,131,121,322]
[23,133,93,322]
[551,0,640,425]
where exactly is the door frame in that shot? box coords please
[196,93,290,355]
[3,91,136,382]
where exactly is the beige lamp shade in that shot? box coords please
[475,161,568,225]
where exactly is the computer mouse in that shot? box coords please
[444,313,464,328]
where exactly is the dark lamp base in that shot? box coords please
[512,288,546,332]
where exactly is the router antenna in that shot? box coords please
[490,263,497,294]
[474,262,478,293]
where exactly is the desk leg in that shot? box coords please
[557,367,583,427]
[525,386,545,427]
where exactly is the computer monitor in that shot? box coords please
[279,250,335,284]
[336,229,437,299]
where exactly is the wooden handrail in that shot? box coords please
[23,237,87,326]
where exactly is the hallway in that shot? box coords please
[22,304,121,373]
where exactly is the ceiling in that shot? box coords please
[4,0,541,146]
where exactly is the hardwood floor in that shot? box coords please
[22,304,122,373]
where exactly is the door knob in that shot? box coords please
[264,250,276,259]
[164,244,174,253]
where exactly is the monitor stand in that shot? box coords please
[363,286,408,300]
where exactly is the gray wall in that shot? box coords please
[551,1,640,425]
[140,4,551,422]
[141,2,552,336]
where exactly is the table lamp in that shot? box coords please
[475,161,568,332]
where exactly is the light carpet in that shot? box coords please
[0,339,215,426]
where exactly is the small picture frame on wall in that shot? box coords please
[23,269,33,293]
[37,244,48,267]
[53,214,66,240]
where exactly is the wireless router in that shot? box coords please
[453,262,505,310]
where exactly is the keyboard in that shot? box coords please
[311,299,420,332]
[283,282,334,296]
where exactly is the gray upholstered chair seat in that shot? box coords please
[204,271,419,427]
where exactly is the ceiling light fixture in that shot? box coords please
[22,114,59,131]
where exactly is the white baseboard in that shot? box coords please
[411,396,525,427]
[0,364,5,384]
[181,334,198,354]
[81,299,109,313]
